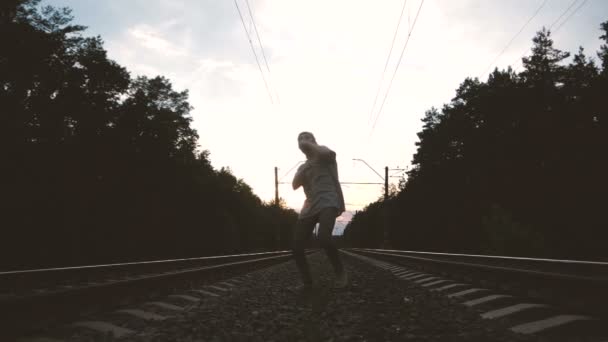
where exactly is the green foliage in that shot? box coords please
[0,1,297,269]
[345,23,608,259]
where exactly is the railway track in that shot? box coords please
[6,248,607,341]
[346,248,608,340]
[8,249,607,341]
[1,250,308,340]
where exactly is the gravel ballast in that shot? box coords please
[126,251,533,341]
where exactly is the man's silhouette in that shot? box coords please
[292,131,347,290]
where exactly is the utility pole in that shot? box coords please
[385,166,389,200]
[383,166,389,249]
[274,167,279,205]
[352,158,390,248]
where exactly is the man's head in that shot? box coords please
[297,131,317,154]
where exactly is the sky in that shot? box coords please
[44,0,607,234]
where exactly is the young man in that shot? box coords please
[292,131,347,290]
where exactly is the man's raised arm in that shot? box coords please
[292,164,306,190]
[300,142,334,162]
[316,145,336,163]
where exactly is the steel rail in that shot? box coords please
[350,248,608,283]
[351,248,608,266]
[1,250,291,276]
[1,250,311,338]
[347,248,608,317]
[1,250,294,295]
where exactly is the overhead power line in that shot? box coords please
[244,0,271,75]
[234,0,274,104]
[479,0,549,78]
[549,0,581,30]
[511,0,589,72]
[369,0,408,124]
[278,160,305,182]
[370,0,425,136]
[244,0,280,103]
[553,0,589,34]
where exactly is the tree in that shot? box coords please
[345,24,608,259]
[598,21,608,73]
[0,1,298,270]
[521,28,570,86]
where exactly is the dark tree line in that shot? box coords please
[0,0,297,270]
[345,23,608,259]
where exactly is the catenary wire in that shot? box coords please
[549,0,581,30]
[244,0,280,103]
[234,0,274,104]
[369,0,408,124]
[278,161,305,182]
[553,0,588,33]
[479,0,549,78]
[511,0,589,71]
[370,0,425,136]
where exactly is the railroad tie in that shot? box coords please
[481,303,548,319]
[169,294,201,302]
[207,285,230,292]
[146,301,186,311]
[399,272,421,278]
[447,288,486,298]
[462,294,511,307]
[71,321,134,338]
[510,315,594,334]
[117,309,168,321]
[431,283,468,292]
[421,279,450,288]
[398,271,419,278]
[415,277,439,284]
[191,289,220,297]
[404,273,429,281]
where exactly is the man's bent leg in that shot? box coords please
[317,207,344,276]
[292,216,316,286]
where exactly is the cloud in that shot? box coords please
[128,25,189,57]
